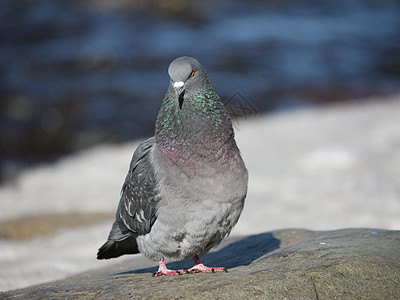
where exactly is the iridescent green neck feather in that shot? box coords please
[155,81,235,160]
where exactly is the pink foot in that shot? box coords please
[152,259,184,277]
[186,255,228,274]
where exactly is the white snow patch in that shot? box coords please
[0,222,132,291]
[0,143,139,221]
[301,147,356,171]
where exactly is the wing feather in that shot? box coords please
[118,137,159,236]
[97,137,159,259]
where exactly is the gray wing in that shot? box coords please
[118,136,159,235]
[97,137,159,259]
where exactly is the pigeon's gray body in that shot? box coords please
[98,56,248,263]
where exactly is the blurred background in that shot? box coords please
[1,0,399,182]
[0,0,400,292]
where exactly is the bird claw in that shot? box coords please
[152,269,183,277]
[186,264,227,274]
[153,266,227,276]
[153,257,227,277]
[153,259,184,276]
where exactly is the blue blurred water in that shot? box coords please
[0,0,399,180]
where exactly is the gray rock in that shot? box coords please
[3,228,399,299]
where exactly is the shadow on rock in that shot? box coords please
[121,232,280,274]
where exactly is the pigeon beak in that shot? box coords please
[173,81,185,95]
[173,81,185,109]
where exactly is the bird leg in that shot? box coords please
[186,255,228,274]
[153,259,184,277]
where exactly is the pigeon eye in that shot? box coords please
[189,71,195,78]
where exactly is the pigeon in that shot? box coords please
[97,56,248,276]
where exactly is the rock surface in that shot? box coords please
[2,228,399,299]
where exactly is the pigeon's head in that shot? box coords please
[168,56,207,109]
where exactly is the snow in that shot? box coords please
[1,96,400,291]
[0,222,132,292]
[0,144,134,220]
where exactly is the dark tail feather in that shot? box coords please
[97,235,139,259]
